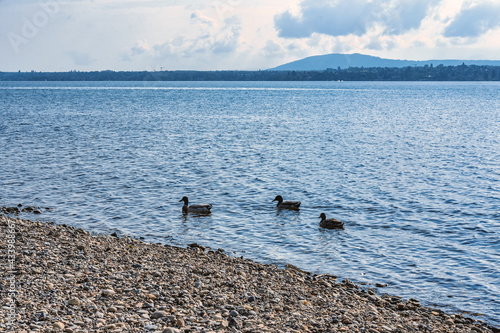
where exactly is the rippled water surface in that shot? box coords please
[1,81,499,325]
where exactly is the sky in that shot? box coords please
[1,0,500,71]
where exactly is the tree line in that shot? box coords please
[1,64,499,81]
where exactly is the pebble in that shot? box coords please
[175,317,185,328]
[162,328,181,333]
[151,311,168,319]
[0,215,496,333]
[68,298,81,306]
[102,289,115,296]
[53,322,65,330]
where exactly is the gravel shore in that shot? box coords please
[1,215,497,333]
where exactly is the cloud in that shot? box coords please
[122,40,150,60]
[68,51,94,66]
[124,13,242,68]
[131,40,150,56]
[275,0,375,38]
[274,0,440,38]
[365,38,384,51]
[210,16,241,54]
[379,0,439,35]
[190,10,215,27]
[444,2,500,38]
[262,40,282,57]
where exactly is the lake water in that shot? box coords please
[1,81,499,326]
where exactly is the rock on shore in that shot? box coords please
[0,216,496,332]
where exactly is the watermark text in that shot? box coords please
[8,0,60,53]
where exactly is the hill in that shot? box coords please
[269,53,500,70]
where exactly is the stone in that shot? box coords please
[102,289,115,296]
[68,298,81,306]
[163,328,181,333]
[229,317,242,329]
[152,311,168,319]
[175,317,185,328]
[53,322,65,330]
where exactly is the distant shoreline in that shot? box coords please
[1,64,500,81]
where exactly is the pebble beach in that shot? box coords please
[1,214,498,333]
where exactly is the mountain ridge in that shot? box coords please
[269,53,500,70]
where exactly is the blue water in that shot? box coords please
[1,81,499,326]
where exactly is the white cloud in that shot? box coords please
[379,0,440,35]
[131,40,150,56]
[274,0,441,39]
[211,16,241,53]
[444,1,500,38]
[275,0,375,38]
[190,10,216,27]
[121,13,242,69]
[262,40,283,57]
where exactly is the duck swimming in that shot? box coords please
[179,196,212,214]
[318,213,344,229]
[272,195,301,210]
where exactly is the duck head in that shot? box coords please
[272,195,283,204]
[179,196,189,205]
[318,213,327,221]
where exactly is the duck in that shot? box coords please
[318,213,344,229]
[178,196,212,214]
[272,195,301,210]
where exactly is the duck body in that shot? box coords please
[318,212,344,229]
[273,195,301,210]
[179,196,212,214]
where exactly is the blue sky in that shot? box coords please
[1,0,500,71]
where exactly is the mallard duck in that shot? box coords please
[318,213,344,229]
[272,195,301,210]
[179,196,212,214]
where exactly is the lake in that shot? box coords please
[1,81,499,326]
